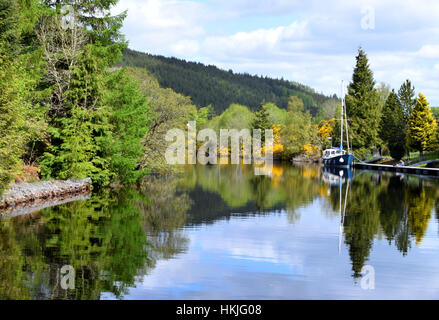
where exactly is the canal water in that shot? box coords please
[1,164,439,299]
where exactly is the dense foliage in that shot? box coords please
[0,0,23,194]
[1,1,439,197]
[125,67,197,174]
[0,0,152,194]
[118,49,338,117]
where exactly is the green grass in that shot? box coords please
[404,150,439,165]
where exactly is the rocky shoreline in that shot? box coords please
[0,178,91,216]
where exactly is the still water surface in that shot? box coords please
[1,164,439,299]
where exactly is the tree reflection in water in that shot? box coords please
[181,164,439,280]
[0,177,191,300]
[327,170,438,278]
[0,164,438,298]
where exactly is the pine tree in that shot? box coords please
[380,90,406,160]
[406,93,437,160]
[397,79,416,160]
[398,79,416,122]
[345,48,381,157]
[252,103,271,142]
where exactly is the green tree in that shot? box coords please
[196,105,212,128]
[287,95,305,113]
[252,103,271,142]
[398,80,416,159]
[406,93,437,160]
[39,44,114,186]
[127,67,196,174]
[282,107,317,158]
[380,90,406,160]
[37,0,145,187]
[345,48,381,157]
[261,102,288,127]
[398,79,416,122]
[100,68,152,184]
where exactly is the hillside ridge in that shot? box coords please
[119,48,337,116]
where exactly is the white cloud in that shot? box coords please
[170,39,200,56]
[202,21,309,60]
[417,45,439,59]
[114,0,439,104]
[113,0,206,55]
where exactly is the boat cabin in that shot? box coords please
[322,148,346,159]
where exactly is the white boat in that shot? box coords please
[322,80,354,167]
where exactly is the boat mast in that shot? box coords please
[338,178,350,254]
[340,81,344,152]
[343,82,350,153]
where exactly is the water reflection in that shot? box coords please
[325,169,439,278]
[0,174,197,299]
[179,165,439,280]
[1,164,439,299]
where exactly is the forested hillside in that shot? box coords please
[119,49,338,116]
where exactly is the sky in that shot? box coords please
[112,0,439,105]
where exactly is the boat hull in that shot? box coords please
[322,154,354,167]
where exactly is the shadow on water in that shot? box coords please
[1,164,439,298]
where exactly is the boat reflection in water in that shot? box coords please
[321,166,354,255]
[321,166,353,186]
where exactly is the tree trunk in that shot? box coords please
[420,150,423,161]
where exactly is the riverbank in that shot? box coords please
[0,179,91,215]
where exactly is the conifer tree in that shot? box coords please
[398,79,416,122]
[345,48,381,157]
[397,79,416,159]
[406,93,437,160]
[252,103,271,142]
[380,90,406,160]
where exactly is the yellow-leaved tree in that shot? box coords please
[406,93,437,160]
